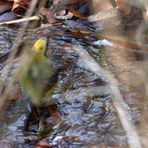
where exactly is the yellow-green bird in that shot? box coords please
[17,38,58,106]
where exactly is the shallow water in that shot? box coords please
[0,21,147,147]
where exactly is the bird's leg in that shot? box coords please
[24,102,40,131]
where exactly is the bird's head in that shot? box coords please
[32,39,47,55]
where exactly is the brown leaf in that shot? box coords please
[116,0,131,14]
[64,0,86,5]
[35,139,50,148]
[40,8,56,24]
[69,9,86,18]
[47,104,58,116]
[11,0,29,16]
[0,2,12,15]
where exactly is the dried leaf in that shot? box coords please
[69,9,86,19]
[47,104,58,116]
[35,139,50,148]
[0,2,12,15]
[12,0,29,16]
[116,0,131,14]
[40,8,55,24]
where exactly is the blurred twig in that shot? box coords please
[0,0,40,114]
[0,16,42,26]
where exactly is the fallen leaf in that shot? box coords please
[35,139,50,148]
[47,104,58,116]
[40,8,55,24]
[69,9,86,18]
[0,2,12,15]
[116,0,131,14]
[12,0,29,16]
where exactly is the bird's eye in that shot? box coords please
[38,47,44,52]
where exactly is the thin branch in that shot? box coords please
[0,0,39,114]
[0,16,42,26]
